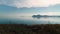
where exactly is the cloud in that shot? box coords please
[0,0,60,8]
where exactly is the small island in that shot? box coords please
[32,14,60,18]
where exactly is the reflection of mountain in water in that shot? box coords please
[32,14,60,19]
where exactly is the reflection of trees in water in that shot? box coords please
[32,16,52,24]
[32,16,41,19]
[32,17,48,19]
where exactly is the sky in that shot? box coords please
[0,0,60,17]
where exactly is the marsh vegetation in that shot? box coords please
[0,24,60,34]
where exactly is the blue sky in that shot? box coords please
[0,0,60,17]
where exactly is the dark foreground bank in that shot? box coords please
[0,24,60,34]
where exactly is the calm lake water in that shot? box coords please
[0,17,60,25]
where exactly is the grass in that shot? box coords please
[0,24,60,34]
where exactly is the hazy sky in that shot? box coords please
[0,0,60,17]
[0,0,60,8]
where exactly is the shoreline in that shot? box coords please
[0,24,59,34]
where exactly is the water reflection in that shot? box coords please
[0,17,60,24]
[32,16,48,19]
[32,17,41,19]
[32,16,60,24]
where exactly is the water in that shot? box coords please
[0,17,60,25]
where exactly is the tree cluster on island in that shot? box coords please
[32,14,60,17]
